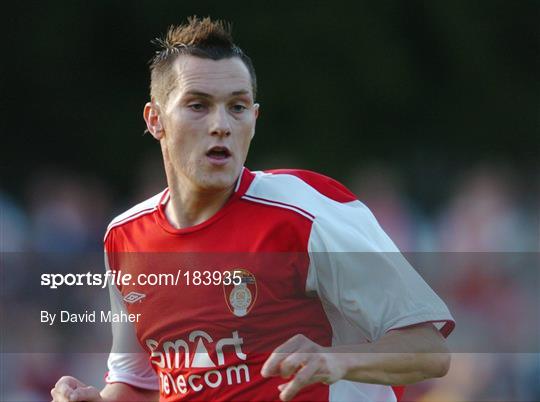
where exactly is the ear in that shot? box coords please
[251,103,260,139]
[143,101,164,140]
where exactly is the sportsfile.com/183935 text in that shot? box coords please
[40,269,243,289]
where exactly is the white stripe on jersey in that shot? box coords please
[104,189,167,242]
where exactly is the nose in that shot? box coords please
[210,105,231,137]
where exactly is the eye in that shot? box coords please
[231,104,247,113]
[188,103,206,111]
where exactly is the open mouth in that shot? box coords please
[206,146,231,160]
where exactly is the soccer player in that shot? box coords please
[51,17,454,402]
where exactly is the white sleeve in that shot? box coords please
[306,200,455,342]
[104,253,159,390]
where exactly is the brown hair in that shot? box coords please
[149,16,257,105]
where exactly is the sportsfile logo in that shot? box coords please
[145,330,249,396]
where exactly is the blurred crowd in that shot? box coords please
[1,159,538,401]
[3,159,538,254]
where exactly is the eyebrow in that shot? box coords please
[184,89,250,98]
[231,90,250,96]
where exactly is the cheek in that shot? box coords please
[162,138,194,173]
[242,125,256,149]
[167,120,201,155]
[236,118,255,142]
[242,135,253,151]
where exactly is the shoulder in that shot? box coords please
[104,189,168,243]
[245,169,396,251]
[244,169,361,219]
[255,169,357,203]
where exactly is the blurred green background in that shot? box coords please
[4,1,539,210]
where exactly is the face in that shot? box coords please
[144,56,259,193]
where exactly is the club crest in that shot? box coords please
[223,269,257,317]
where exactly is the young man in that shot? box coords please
[51,17,454,402]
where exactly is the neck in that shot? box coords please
[164,179,235,229]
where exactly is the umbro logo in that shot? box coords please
[123,291,146,304]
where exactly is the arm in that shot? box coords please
[51,377,158,402]
[337,323,450,384]
[267,185,455,400]
[261,323,450,401]
[51,250,161,402]
[101,383,159,402]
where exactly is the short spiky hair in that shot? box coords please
[149,16,257,105]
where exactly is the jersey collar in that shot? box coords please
[155,167,255,235]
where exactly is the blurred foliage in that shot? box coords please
[4,0,539,206]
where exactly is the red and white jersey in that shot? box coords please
[104,168,454,402]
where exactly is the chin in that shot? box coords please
[197,172,237,191]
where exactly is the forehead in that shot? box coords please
[170,55,252,98]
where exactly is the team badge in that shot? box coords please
[223,269,257,317]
